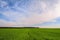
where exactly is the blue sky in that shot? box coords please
[0,0,60,27]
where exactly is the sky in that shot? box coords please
[0,0,60,27]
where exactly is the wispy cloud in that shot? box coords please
[0,19,16,27]
[0,0,60,27]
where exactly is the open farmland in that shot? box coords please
[0,28,60,40]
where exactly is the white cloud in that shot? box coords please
[1,0,60,27]
[0,19,16,27]
[39,25,60,28]
[0,1,7,7]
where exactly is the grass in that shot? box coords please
[0,28,60,40]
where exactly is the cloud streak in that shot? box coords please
[0,0,60,27]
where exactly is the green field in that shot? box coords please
[0,28,60,40]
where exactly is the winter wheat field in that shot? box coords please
[0,28,60,40]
